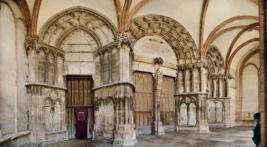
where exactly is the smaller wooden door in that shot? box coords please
[75,108,88,139]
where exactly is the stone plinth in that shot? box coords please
[153,121,165,135]
[198,120,209,133]
[113,124,137,146]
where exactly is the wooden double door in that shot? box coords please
[133,72,175,131]
[66,76,94,139]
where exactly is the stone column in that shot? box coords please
[177,69,184,93]
[152,58,165,135]
[185,68,191,93]
[218,78,223,97]
[192,67,200,92]
[113,32,137,146]
[259,0,267,146]
[199,62,209,133]
[212,79,216,97]
[224,98,231,128]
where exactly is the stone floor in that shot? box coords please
[43,127,255,147]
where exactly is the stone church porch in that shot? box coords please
[43,127,254,147]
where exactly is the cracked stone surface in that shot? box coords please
[42,127,255,147]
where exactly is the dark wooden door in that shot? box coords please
[75,108,88,139]
[66,76,93,139]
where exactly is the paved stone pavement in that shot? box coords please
[42,127,255,147]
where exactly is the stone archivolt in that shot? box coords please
[58,26,102,49]
[39,6,117,47]
[129,15,199,64]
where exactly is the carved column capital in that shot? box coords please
[117,31,132,49]
[25,35,38,54]
[225,72,233,79]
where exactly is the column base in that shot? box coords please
[198,120,210,133]
[113,124,137,146]
[153,121,165,135]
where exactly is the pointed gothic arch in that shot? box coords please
[38,6,117,47]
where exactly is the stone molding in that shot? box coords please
[0,131,31,145]
[175,92,208,96]
[94,41,119,56]
[92,80,135,91]
[177,61,208,70]
[37,42,65,56]
[26,82,67,90]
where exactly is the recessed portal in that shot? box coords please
[66,76,93,139]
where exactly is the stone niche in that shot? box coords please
[175,62,210,133]
[206,46,231,128]
[26,84,67,144]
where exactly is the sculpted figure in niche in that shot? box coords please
[208,101,216,123]
[104,102,114,133]
[180,103,188,126]
[43,98,63,131]
[216,102,223,122]
[44,99,53,131]
[53,101,62,131]
[188,103,197,126]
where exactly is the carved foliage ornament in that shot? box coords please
[25,36,38,53]
[129,15,199,63]
[178,96,197,105]
[39,7,116,47]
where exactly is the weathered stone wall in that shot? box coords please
[0,1,262,146]
[0,2,17,135]
[17,19,28,133]
[0,1,31,146]
[234,51,260,126]
[27,85,66,144]
[0,0,28,139]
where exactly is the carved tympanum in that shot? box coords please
[206,46,224,75]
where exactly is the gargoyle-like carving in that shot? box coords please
[154,57,164,65]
